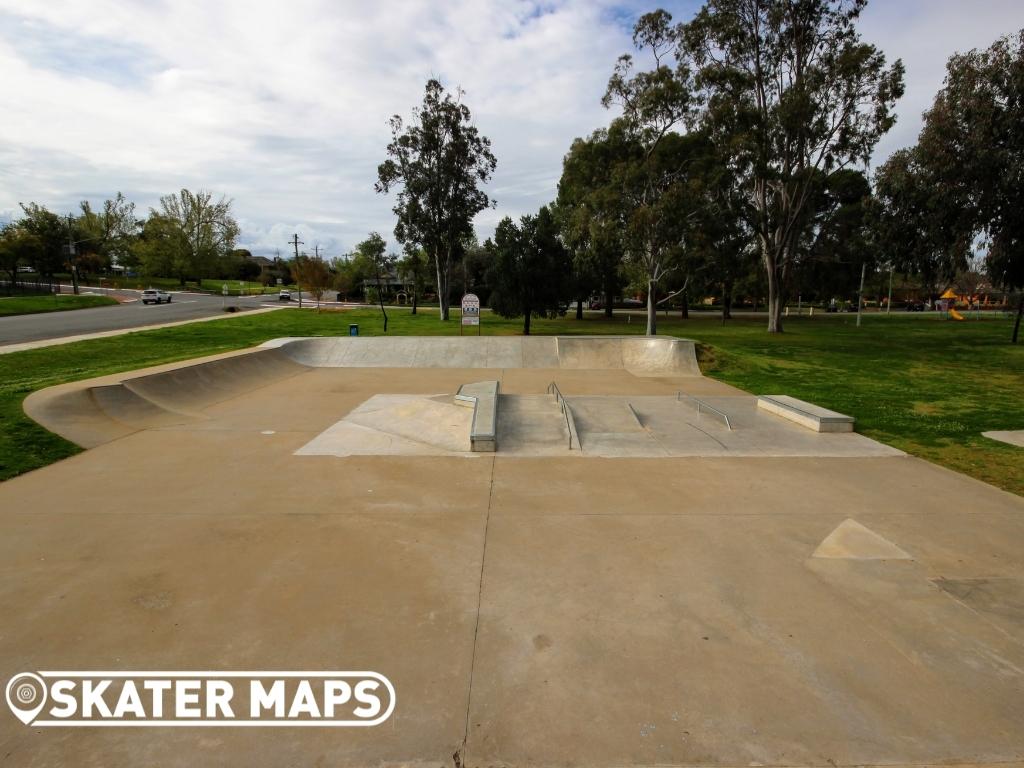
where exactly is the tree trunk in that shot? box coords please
[523,307,531,336]
[576,298,584,320]
[722,280,732,321]
[435,254,449,321]
[765,258,784,334]
[646,280,657,336]
[1013,293,1023,344]
[377,280,388,333]
[603,273,614,318]
[680,292,689,319]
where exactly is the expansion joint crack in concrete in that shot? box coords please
[459,454,497,763]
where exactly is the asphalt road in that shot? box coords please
[0,287,277,345]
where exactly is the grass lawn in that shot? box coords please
[0,294,118,316]
[0,306,1021,495]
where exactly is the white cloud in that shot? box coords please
[860,0,1024,168]
[1,0,1022,255]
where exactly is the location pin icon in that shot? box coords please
[6,673,47,725]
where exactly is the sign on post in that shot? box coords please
[461,293,480,335]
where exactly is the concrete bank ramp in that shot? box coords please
[24,347,307,448]
[263,335,700,376]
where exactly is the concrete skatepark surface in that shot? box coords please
[3,335,1024,767]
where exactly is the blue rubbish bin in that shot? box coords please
[349,324,359,337]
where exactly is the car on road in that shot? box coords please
[279,290,291,301]
[141,289,172,304]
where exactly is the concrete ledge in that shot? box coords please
[757,395,854,433]
[456,381,500,452]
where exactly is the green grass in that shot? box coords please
[0,306,1021,495]
[0,294,118,316]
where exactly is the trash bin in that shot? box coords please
[348,324,359,337]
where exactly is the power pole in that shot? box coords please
[65,215,80,295]
[289,234,304,308]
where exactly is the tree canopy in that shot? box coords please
[680,0,904,332]
[376,79,496,321]
[486,206,572,335]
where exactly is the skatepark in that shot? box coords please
[2,335,1023,766]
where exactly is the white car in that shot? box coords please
[141,289,172,304]
[279,290,291,301]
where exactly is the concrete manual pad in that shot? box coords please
[4,336,1024,767]
[983,429,1024,447]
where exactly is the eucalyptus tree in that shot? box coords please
[77,192,138,273]
[914,30,1024,342]
[376,79,497,321]
[680,0,904,332]
[0,223,39,289]
[872,148,968,302]
[153,189,239,285]
[557,129,628,319]
[16,203,67,280]
[603,10,711,335]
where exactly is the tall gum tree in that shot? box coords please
[154,189,239,285]
[557,130,629,319]
[603,10,704,336]
[376,79,496,321]
[680,0,904,332]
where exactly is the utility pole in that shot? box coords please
[289,234,304,308]
[65,215,80,295]
[856,261,867,328]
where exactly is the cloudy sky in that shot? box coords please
[1,0,1022,258]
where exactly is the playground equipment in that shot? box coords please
[950,308,966,321]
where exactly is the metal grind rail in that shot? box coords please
[547,381,580,450]
[677,391,733,431]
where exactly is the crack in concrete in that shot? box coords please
[458,453,497,765]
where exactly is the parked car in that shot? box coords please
[141,289,171,304]
[279,290,291,301]
[905,301,925,312]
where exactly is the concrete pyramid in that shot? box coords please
[812,518,912,560]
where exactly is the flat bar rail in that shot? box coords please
[677,391,732,431]
[547,381,579,450]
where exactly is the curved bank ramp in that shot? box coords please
[263,335,702,376]
[24,335,896,460]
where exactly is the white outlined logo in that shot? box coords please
[5,671,395,727]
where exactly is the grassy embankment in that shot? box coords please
[0,306,1020,494]
[0,294,118,317]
